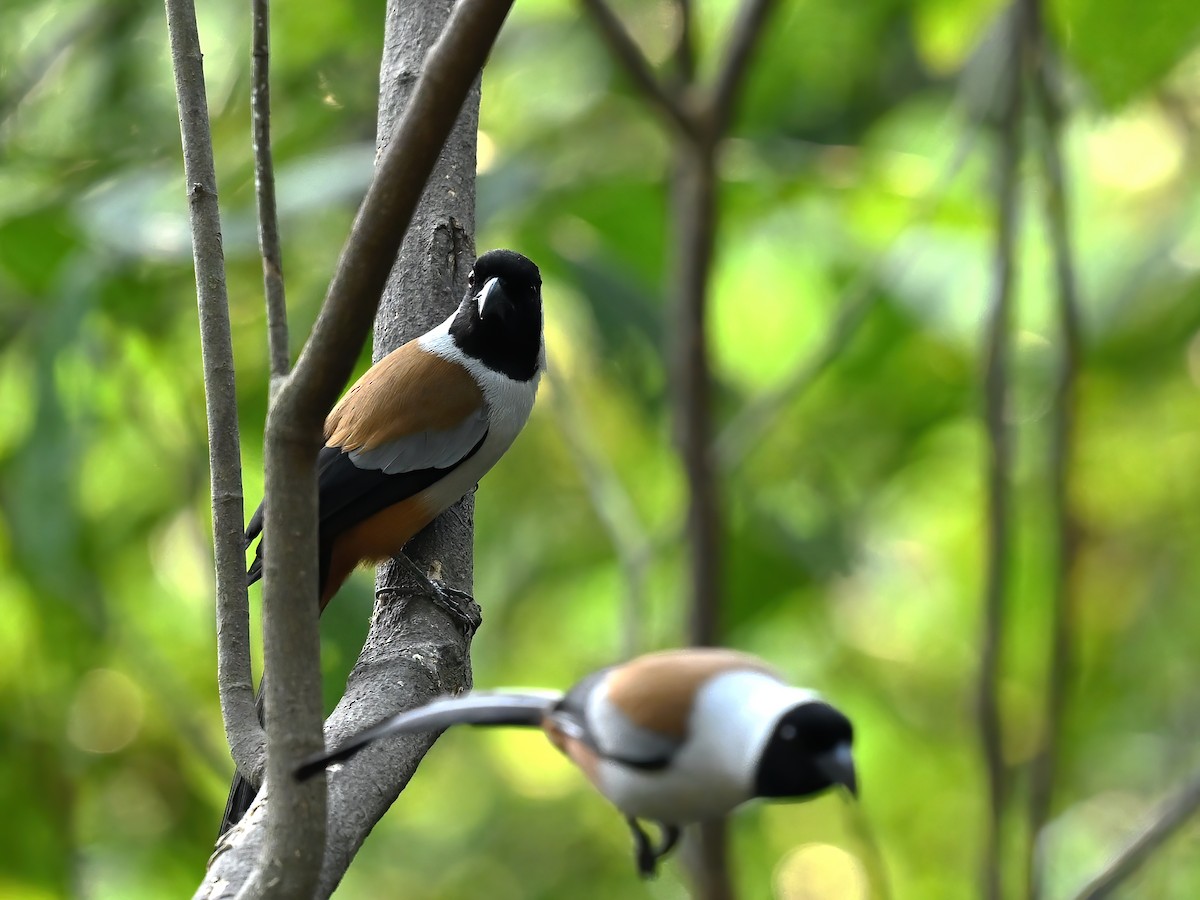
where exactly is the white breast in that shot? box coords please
[415,320,542,515]
[591,671,818,823]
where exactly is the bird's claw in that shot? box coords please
[428,578,482,637]
[380,553,482,637]
[628,817,680,879]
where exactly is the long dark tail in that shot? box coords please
[295,692,560,781]
[245,502,264,586]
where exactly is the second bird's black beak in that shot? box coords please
[815,743,857,797]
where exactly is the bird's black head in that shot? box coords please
[449,249,543,381]
[754,701,856,800]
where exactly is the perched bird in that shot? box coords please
[219,249,545,836]
[295,648,856,877]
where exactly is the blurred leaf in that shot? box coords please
[0,207,80,293]
[1052,0,1200,107]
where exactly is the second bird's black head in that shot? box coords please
[754,701,857,800]
[450,249,543,382]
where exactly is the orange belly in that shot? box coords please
[321,494,437,606]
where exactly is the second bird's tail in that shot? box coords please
[295,691,562,781]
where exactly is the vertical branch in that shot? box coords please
[579,2,777,897]
[673,137,722,650]
[251,0,290,390]
[672,0,695,85]
[672,133,734,900]
[709,0,776,134]
[253,368,326,900]
[163,0,263,793]
[1026,4,1084,894]
[976,6,1027,899]
[684,5,776,898]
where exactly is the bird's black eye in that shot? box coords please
[468,271,476,288]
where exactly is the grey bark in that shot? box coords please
[164,0,264,792]
[251,0,290,393]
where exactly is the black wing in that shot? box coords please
[246,436,486,587]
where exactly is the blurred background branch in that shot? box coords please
[0,7,111,127]
[976,5,1027,898]
[578,0,778,896]
[577,0,694,137]
[1026,1,1085,894]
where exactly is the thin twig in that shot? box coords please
[672,0,695,86]
[977,6,1027,899]
[245,2,516,897]
[708,0,778,134]
[1069,773,1200,900]
[714,128,980,471]
[251,0,290,391]
[1026,4,1084,895]
[577,0,696,138]
[163,0,263,792]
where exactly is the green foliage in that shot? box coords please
[3,0,1200,897]
[1051,0,1200,107]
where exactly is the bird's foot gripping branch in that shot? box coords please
[384,551,482,638]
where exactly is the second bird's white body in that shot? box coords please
[585,669,819,822]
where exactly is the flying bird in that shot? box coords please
[295,648,856,877]
[219,249,545,836]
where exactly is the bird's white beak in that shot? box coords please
[476,276,501,318]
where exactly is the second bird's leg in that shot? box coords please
[653,822,681,863]
[627,817,658,878]
[626,818,681,879]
